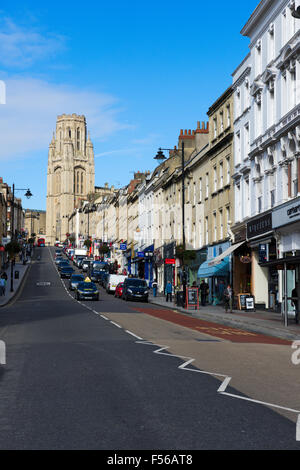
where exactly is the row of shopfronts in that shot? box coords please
[114,196,300,316]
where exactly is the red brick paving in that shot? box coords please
[132,307,291,345]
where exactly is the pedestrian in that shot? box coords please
[0,278,5,296]
[200,280,209,306]
[152,279,158,297]
[224,284,233,313]
[165,281,173,302]
[1,271,7,281]
[292,283,299,324]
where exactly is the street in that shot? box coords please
[0,247,299,450]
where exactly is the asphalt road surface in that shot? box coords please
[0,246,299,450]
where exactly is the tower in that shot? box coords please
[46,114,95,245]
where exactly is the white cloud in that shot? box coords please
[0,77,133,160]
[0,18,66,68]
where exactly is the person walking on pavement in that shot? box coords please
[0,277,5,296]
[165,281,173,302]
[200,280,209,306]
[224,284,233,313]
[152,279,158,297]
[292,282,299,324]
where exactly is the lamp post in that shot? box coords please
[10,185,32,292]
[292,5,300,18]
[154,141,186,305]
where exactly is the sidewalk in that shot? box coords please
[149,293,300,342]
[0,260,31,307]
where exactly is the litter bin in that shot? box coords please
[14,270,19,280]
[176,291,184,307]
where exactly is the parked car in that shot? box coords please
[60,266,75,279]
[74,256,85,267]
[57,260,70,271]
[55,255,64,265]
[92,261,108,271]
[114,282,124,298]
[75,281,99,301]
[77,257,88,269]
[106,274,127,294]
[122,278,149,302]
[69,274,85,290]
[99,271,109,287]
[82,259,93,272]
[90,270,103,283]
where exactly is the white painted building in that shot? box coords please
[231,0,300,311]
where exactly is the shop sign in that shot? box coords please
[120,243,127,250]
[165,258,175,265]
[247,213,272,239]
[137,251,144,258]
[273,198,300,228]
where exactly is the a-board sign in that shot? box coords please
[186,287,199,310]
[238,293,250,310]
[245,296,255,311]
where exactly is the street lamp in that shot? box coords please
[292,6,300,18]
[10,185,32,292]
[154,141,186,305]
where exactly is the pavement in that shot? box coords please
[148,293,300,342]
[0,258,31,307]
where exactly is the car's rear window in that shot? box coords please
[78,282,97,291]
[71,275,84,281]
[126,279,147,287]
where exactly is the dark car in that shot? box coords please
[75,281,99,301]
[60,266,75,279]
[90,270,103,283]
[69,274,85,290]
[99,271,109,287]
[122,278,149,302]
[57,260,70,271]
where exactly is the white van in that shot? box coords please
[106,274,127,293]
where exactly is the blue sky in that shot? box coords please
[0,0,259,210]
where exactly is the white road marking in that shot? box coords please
[125,330,143,340]
[48,248,300,441]
[297,415,300,441]
[136,339,300,441]
[110,321,122,328]
[218,376,232,393]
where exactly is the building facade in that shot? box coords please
[46,114,95,245]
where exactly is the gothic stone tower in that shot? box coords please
[46,114,95,245]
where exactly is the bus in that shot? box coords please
[37,237,45,247]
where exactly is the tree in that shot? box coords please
[175,244,196,264]
[68,235,75,245]
[5,241,21,260]
[84,239,92,249]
